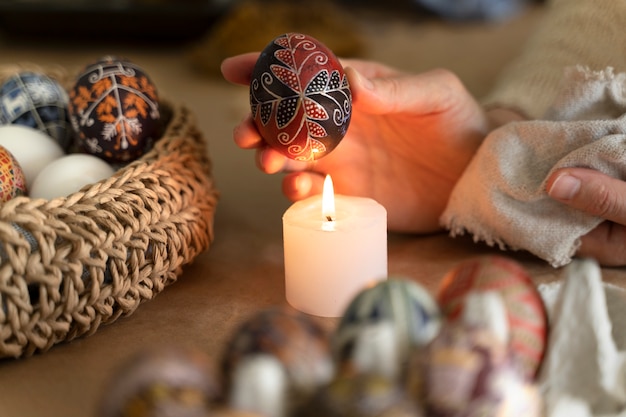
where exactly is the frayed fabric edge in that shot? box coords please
[443,215,580,269]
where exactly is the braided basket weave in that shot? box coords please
[0,64,219,358]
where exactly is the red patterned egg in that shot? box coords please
[436,256,547,379]
[250,33,352,161]
[0,145,26,201]
[68,56,161,164]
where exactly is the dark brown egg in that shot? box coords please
[250,33,351,161]
[68,56,161,164]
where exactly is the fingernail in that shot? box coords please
[548,174,581,200]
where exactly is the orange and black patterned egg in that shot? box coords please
[250,33,352,161]
[68,56,161,164]
[0,145,26,202]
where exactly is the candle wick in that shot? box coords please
[326,215,334,222]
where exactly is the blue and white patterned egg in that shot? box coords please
[0,71,72,150]
[332,278,442,380]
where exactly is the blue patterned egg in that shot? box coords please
[68,56,161,164]
[332,278,441,380]
[0,71,72,150]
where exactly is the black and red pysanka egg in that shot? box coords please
[250,33,352,161]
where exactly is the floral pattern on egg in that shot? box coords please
[68,56,160,164]
[250,33,352,161]
[0,145,26,202]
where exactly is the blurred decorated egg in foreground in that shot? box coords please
[68,56,160,164]
[222,306,333,416]
[29,153,115,199]
[436,256,547,378]
[421,322,541,417]
[0,145,26,202]
[99,347,219,417]
[332,278,441,380]
[250,32,351,161]
[293,372,424,417]
[0,71,73,150]
[0,125,65,186]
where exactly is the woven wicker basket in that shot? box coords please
[0,64,219,358]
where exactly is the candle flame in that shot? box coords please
[322,174,335,222]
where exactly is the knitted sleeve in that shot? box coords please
[483,0,626,119]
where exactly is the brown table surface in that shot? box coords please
[0,5,624,417]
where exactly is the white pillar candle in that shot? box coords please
[283,175,388,317]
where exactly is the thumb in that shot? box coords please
[547,168,626,224]
[346,66,463,115]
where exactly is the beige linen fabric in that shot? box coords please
[482,0,626,120]
[441,66,626,267]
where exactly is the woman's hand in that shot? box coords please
[221,53,489,233]
[548,168,626,266]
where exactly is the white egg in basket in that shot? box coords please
[29,153,115,200]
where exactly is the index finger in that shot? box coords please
[220,52,261,85]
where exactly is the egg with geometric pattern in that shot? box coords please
[250,32,351,161]
[0,145,26,202]
[332,278,442,380]
[68,56,161,164]
[0,71,73,150]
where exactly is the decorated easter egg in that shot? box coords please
[68,56,161,164]
[332,278,441,380]
[250,32,351,161]
[29,153,115,199]
[421,322,541,417]
[293,373,424,417]
[0,71,73,150]
[0,125,65,186]
[99,347,219,417]
[221,306,334,415]
[0,145,26,202]
[436,256,547,379]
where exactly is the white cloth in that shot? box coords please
[441,66,626,267]
[537,259,626,417]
